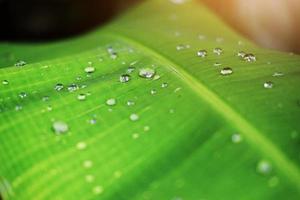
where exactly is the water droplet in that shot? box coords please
[42,96,49,102]
[220,67,233,76]
[214,62,222,67]
[144,126,150,132]
[127,100,135,106]
[130,113,139,121]
[47,105,52,111]
[150,89,157,95]
[153,74,161,80]
[85,175,95,183]
[83,160,93,168]
[231,134,242,143]
[114,170,122,178]
[85,66,95,73]
[243,53,256,62]
[52,121,69,135]
[161,83,168,88]
[197,50,207,58]
[67,84,79,92]
[272,72,284,77]
[76,142,87,150]
[106,98,116,106]
[127,66,135,73]
[15,60,26,67]
[15,105,22,111]
[263,81,274,89]
[139,68,156,79]
[89,118,97,125]
[19,92,27,99]
[54,83,64,91]
[176,44,190,51]
[93,185,104,195]
[77,94,86,101]
[119,74,131,83]
[2,80,9,85]
[213,47,223,55]
[237,51,246,58]
[132,133,139,139]
[256,160,272,175]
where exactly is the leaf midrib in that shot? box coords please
[101,31,300,190]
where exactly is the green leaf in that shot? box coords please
[1,0,300,199]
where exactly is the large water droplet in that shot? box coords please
[263,81,274,89]
[256,160,272,175]
[213,47,223,55]
[119,74,131,83]
[130,113,139,121]
[139,68,156,79]
[197,50,207,58]
[220,67,233,76]
[52,121,69,134]
[54,83,64,91]
[106,98,116,106]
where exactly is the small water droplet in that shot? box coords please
[83,160,93,168]
[176,44,190,51]
[272,72,284,77]
[127,66,135,73]
[85,66,95,73]
[144,126,150,132]
[161,83,168,88]
[132,133,139,139]
[85,175,95,183]
[93,185,104,195]
[263,81,274,89]
[106,98,116,106]
[220,67,233,76]
[15,60,26,67]
[139,68,156,79]
[197,50,207,58]
[214,62,222,67]
[256,160,272,175]
[127,100,135,106]
[76,142,87,150]
[130,113,139,121]
[150,89,157,95]
[119,74,131,83]
[231,133,242,143]
[153,74,161,80]
[67,84,79,92]
[54,83,64,91]
[15,105,22,111]
[77,94,86,101]
[89,118,97,125]
[243,53,256,62]
[237,51,246,58]
[213,47,223,55]
[42,96,49,102]
[2,80,9,85]
[52,121,69,134]
[19,92,27,99]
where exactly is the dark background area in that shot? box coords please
[0,0,139,42]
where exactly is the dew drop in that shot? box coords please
[263,81,274,89]
[213,47,223,55]
[89,118,97,125]
[76,142,87,150]
[197,50,207,58]
[52,121,69,135]
[127,66,136,73]
[2,80,9,85]
[15,105,22,111]
[220,67,233,76]
[85,66,95,73]
[127,100,135,106]
[54,83,64,91]
[176,44,190,51]
[85,175,95,183]
[130,113,139,121]
[119,74,131,83]
[161,83,168,88]
[150,89,157,95]
[132,133,139,139]
[214,62,222,67]
[256,160,272,175]
[67,84,79,92]
[93,185,104,195]
[243,53,256,62]
[153,74,161,80]
[19,92,27,99]
[83,160,93,168]
[231,133,242,143]
[272,72,284,77]
[237,51,246,58]
[15,60,26,67]
[139,68,156,79]
[77,94,86,101]
[42,96,49,102]
[106,98,116,106]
